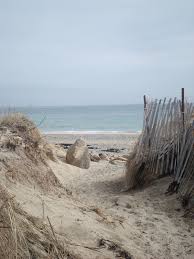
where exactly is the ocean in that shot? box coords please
[1,105,143,133]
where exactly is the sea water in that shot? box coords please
[1,105,143,133]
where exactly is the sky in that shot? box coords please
[0,0,194,106]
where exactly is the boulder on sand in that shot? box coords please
[66,139,90,169]
[90,153,101,162]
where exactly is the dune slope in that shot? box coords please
[0,114,193,259]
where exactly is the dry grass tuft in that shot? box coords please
[0,113,55,162]
[0,113,62,192]
[125,150,147,190]
[0,113,41,143]
[126,151,156,190]
[0,184,72,259]
[125,151,139,189]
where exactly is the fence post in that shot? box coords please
[181,88,185,131]
[143,95,147,111]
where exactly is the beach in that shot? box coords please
[0,114,193,258]
[44,131,194,259]
[1,1,193,257]
[45,131,194,258]
[44,131,140,157]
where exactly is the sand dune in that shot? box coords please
[0,115,193,258]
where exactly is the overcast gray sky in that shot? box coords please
[0,0,193,106]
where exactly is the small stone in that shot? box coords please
[126,203,132,209]
[99,153,109,160]
[90,153,100,162]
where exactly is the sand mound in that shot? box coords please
[0,113,61,192]
[0,114,81,258]
[0,113,55,161]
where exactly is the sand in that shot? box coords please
[1,129,194,258]
[44,132,139,156]
[45,132,194,258]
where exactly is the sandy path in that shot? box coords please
[5,151,194,258]
[49,158,194,259]
[4,129,193,258]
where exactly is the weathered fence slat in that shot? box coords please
[126,90,194,204]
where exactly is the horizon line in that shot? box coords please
[0,103,144,109]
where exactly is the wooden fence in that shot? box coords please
[126,89,194,207]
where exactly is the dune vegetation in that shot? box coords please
[0,113,193,259]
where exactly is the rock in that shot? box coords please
[99,153,109,161]
[66,139,90,169]
[101,148,121,153]
[0,126,8,134]
[13,136,23,145]
[126,203,132,209]
[122,154,130,159]
[90,153,100,162]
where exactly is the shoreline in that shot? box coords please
[42,130,141,135]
